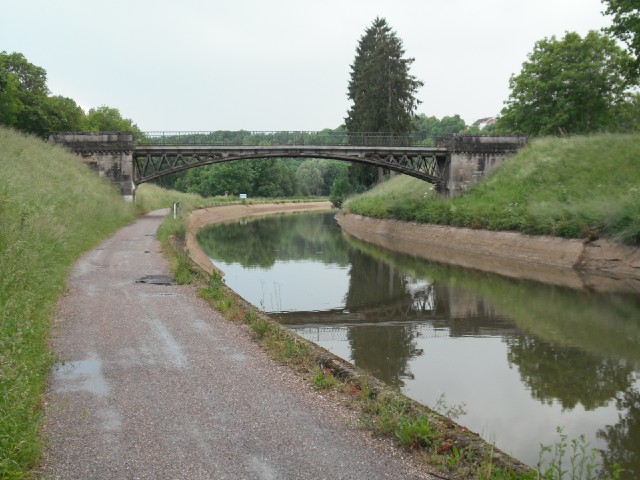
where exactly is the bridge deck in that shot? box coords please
[134,144,448,155]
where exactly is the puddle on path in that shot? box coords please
[53,357,108,396]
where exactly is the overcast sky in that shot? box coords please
[2,0,612,132]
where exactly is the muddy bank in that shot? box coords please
[186,202,334,275]
[337,213,640,293]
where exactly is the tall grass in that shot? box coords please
[345,134,640,245]
[0,128,136,477]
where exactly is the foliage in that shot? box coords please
[602,0,640,80]
[85,105,140,133]
[497,31,635,135]
[172,158,296,198]
[345,17,423,135]
[311,367,341,389]
[0,127,136,476]
[0,51,139,137]
[535,427,622,480]
[0,51,50,136]
[344,134,640,245]
[394,415,434,448]
[295,159,349,197]
[329,175,353,208]
[411,113,468,145]
[345,17,423,187]
[45,95,87,132]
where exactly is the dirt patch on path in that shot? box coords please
[186,202,333,275]
[337,213,640,293]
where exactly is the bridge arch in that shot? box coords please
[132,145,450,188]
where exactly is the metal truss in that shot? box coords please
[133,145,450,188]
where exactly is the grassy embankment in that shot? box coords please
[0,127,326,477]
[0,128,137,477]
[345,134,640,246]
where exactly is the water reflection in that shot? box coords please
[198,212,640,477]
[599,386,640,479]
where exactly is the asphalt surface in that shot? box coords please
[41,210,433,479]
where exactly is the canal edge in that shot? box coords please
[181,203,532,478]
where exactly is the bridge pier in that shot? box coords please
[48,132,135,201]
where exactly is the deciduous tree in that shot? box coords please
[497,31,634,135]
[602,0,640,80]
[0,51,50,135]
[85,105,140,133]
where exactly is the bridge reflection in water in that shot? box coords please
[198,212,640,477]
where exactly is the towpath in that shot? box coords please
[41,210,433,479]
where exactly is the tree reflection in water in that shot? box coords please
[599,387,640,479]
[506,337,633,411]
[199,212,640,478]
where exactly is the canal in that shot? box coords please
[197,211,640,477]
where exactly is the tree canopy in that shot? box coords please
[345,17,423,188]
[345,17,423,135]
[411,114,467,144]
[603,0,640,80]
[0,51,139,137]
[85,105,140,133]
[497,31,635,136]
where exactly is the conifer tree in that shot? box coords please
[345,17,423,135]
[345,17,423,187]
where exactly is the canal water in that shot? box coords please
[197,211,640,477]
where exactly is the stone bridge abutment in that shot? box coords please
[49,132,135,200]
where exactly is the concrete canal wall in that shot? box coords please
[336,213,640,294]
[186,204,639,293]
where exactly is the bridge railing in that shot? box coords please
[135,131,426,147]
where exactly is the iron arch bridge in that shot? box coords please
[132,131,450,188]
[48,131,527,198]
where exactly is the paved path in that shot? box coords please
[41,210,433,479]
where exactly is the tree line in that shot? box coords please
[0,51,140,137]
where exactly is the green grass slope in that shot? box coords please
[0,128,136,477]
[345,134,640,245]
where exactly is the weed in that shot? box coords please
[250,318,271,339]
[282,335,308,359]
[394,415,434,448]
[433,392,467,420]
[173,250,200,284]
[534,427,620,480]
[312,367,340,390]
[446,446,463,469]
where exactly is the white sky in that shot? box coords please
[1,0,612,132]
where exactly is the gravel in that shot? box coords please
[40,210,435,480]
